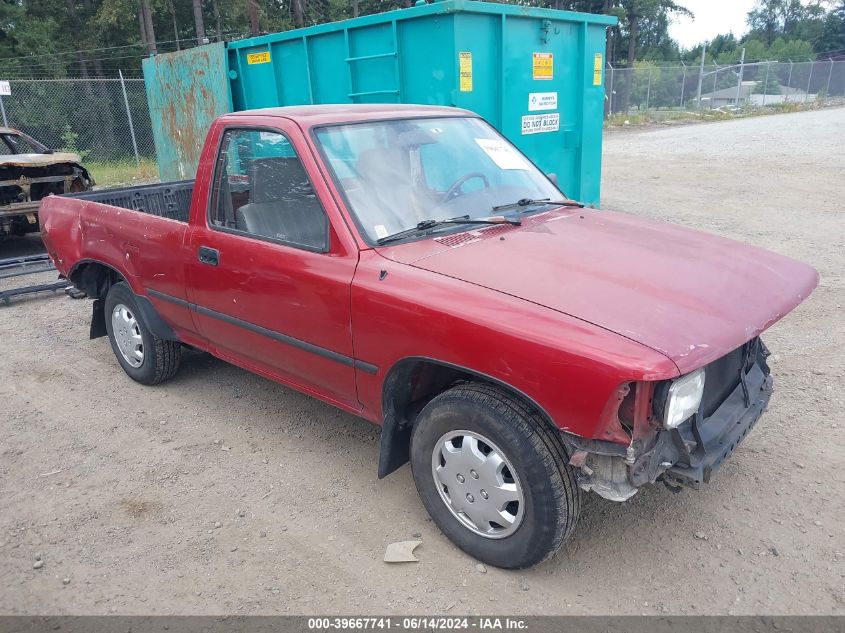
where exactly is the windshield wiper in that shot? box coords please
[376,215,521,245]
[491,197,584,213]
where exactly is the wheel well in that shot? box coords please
[69,260,125,300]
[377,358,556,478]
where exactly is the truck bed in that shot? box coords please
[64,180,194,223]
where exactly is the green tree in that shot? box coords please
[817,0,845,54]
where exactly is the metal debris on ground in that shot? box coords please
[0,280,76,305]
[0,253,55,280]
[0,253,85,304]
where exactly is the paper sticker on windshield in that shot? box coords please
[374,225,388,239]
[475,138,529,170]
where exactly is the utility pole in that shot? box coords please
[139,0,157,55]
[193,0,206,45]
[213,0,222,41]
[734,47,745,106]
[170,0,180,51]
[247,0,260,36]
[292,0,304,28]
[695,42,706,108]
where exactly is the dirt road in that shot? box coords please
[1,108,843,615]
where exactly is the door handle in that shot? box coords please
[198,246,219,266]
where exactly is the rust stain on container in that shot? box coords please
[142,43,231,182]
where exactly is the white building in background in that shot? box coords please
[701,81,815,107]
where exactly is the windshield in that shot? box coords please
[314,117,562,243]
[2,133,47,154]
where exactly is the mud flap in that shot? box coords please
[377,413,412,479]
[89,299,107,339]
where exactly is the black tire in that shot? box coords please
[410,382,580,569]
[103,282,181,385]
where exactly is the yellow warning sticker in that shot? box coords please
[247,51,271,65]
[459,52,473,92]
[533,52,553,80]
[593,53,603,85]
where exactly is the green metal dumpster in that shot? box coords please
[143,0,615,205]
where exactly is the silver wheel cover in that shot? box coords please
[431,430,525,539]
[111,303,144,368]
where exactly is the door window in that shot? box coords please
[210,128,328,251]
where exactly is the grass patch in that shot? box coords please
[605,108,733,128]
[605,100,835,129]
[768,101,806,114]
[86,158,159,188]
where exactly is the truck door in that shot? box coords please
[185,121,360,411]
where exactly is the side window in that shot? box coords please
[210,128,328,251]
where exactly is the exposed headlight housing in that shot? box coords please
[662,368,705,429]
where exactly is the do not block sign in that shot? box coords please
[521,113,560,135]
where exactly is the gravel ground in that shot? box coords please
[1,108,843,616]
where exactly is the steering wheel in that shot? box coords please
[440,172,490,203]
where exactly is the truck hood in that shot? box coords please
[0,152,84,168]
[378,208,818,373]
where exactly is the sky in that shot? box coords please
[668,0,757,49]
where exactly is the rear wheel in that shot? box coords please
[410,383,580,568]
[104,282,181,385]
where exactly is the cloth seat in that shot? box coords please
[235,157,326,248]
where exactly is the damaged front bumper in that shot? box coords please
[638,362,772,490]
[566,339,774,500]
[662,366,771,488]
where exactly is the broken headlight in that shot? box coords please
[662,368,705,429]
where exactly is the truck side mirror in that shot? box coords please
[547,172,558,186]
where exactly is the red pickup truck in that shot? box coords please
[40,105,817,568]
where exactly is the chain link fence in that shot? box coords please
[605,59,845,118]
[0,76,156,182]
[0,60,843,177]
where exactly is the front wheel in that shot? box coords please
[410,383,580,568]
[104,282,181,385]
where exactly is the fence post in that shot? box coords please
[826,58,834,99]
[804,58,814,103]
[712,65,719,108]
[735,47,745,106]
[119,69,141,166]
[786,60,793,101]
[645,66,652,112]
[607,63,614,116]
[0,96,7,127]
[680,62,686,108]
[695,42,706,108]
[762,61,770,106]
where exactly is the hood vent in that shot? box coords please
[434,212,550,247]
[434,232,481,248]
